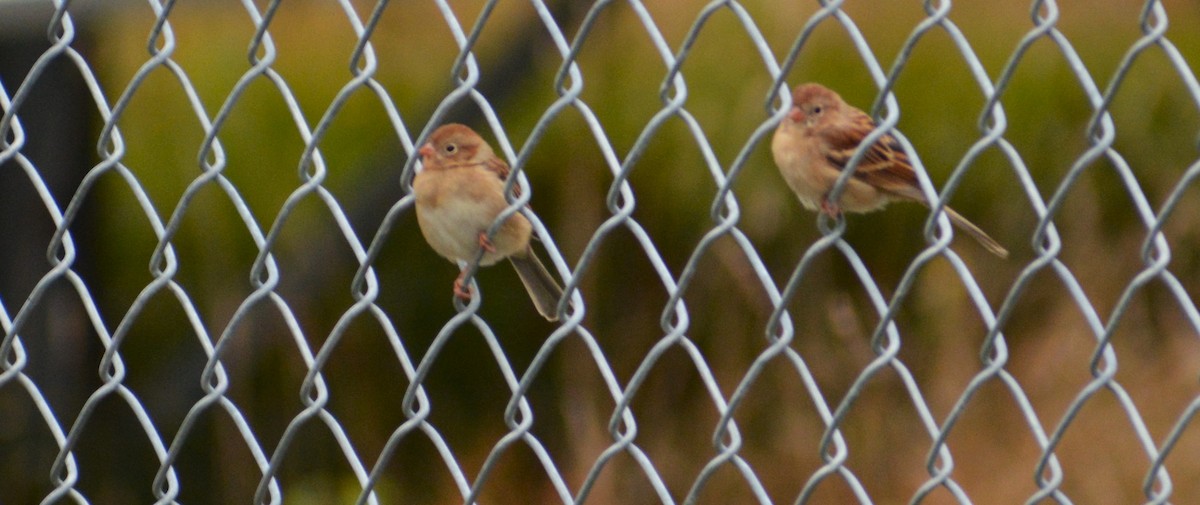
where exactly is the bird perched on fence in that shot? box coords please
[412,123,563,321]
[771,83,1008,258]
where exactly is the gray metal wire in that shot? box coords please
[1,0,1198,504]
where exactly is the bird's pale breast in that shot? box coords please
[414,168,531,265]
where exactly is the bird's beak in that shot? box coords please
[788,107,805,123]
[418,143,435,160]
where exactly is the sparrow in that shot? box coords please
[412,123,564,321]
[771,83,1009,258]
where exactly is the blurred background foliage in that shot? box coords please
[3,0,1200,503]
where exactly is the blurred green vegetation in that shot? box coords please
[5,0,1200,504]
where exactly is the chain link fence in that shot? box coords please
[2,0,1200,503]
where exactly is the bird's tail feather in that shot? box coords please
[940,206,1009,258]
[509,249,564,321]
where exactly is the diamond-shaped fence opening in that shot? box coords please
[2,0,1199,504]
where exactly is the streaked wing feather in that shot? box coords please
[482,156,511,181]
[482,156,523,199]
[820,113,921,199]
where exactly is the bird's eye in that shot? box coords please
[445,144,457,153]
[812,106,822,114]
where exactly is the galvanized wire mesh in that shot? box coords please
[2,0,1200,504]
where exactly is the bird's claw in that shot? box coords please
[819,197,841,216]
[453,274,473,301]
[478,232,497,253]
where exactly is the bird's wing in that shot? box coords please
[819,113,923,200]
[482,155,511,180]
[481,156,524,199]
